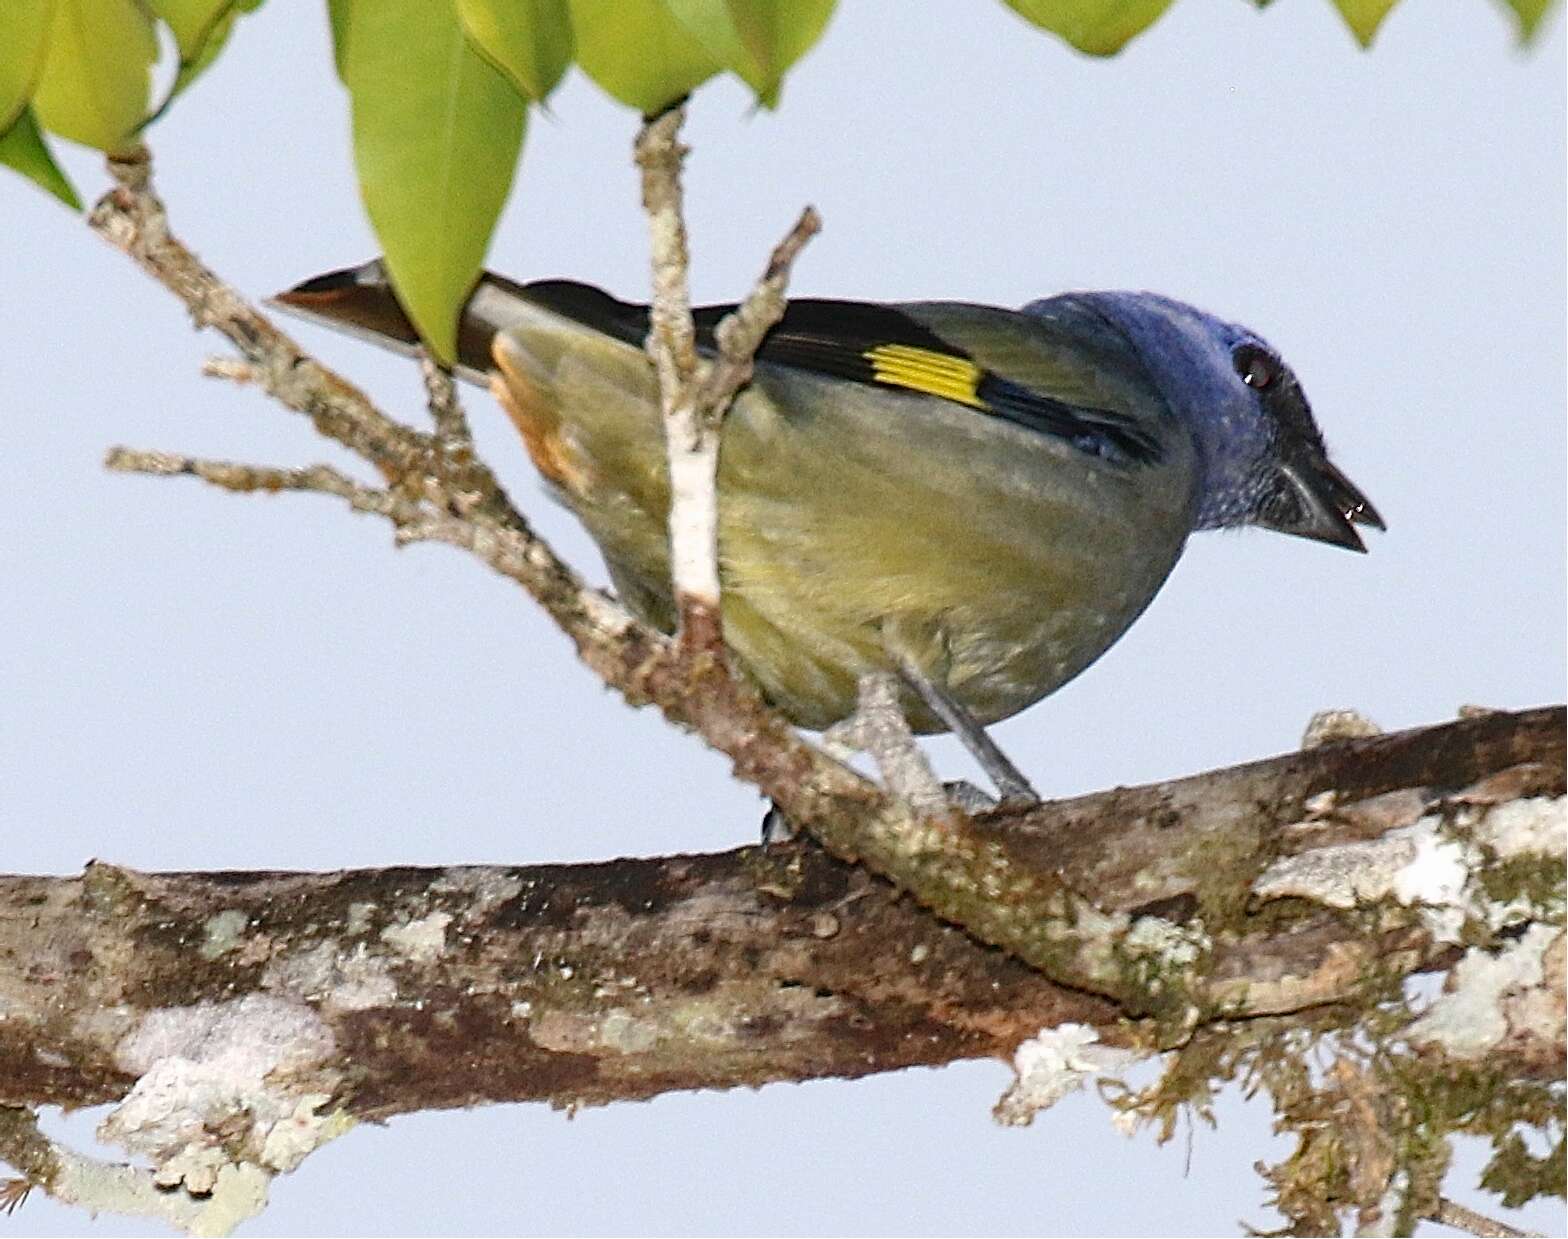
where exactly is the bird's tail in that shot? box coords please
[271,260,663,500]
[269,258,536,385]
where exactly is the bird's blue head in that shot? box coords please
[1026,291,1384,551]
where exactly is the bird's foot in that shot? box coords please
[892,655,1040,807]
[944,779,997,814]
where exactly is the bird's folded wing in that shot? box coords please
[521,281,1168,467]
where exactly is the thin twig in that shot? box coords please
[1427,1197,1541,1239]
[102,446,634,637]
[633,106,700,401]
[105,448,393,512]
[92,147,426,486]
[632,107,819,653]
[200,356,257,384]
[418,353,471,449]
[634,105,721,643]
[700,204,821,412]
[90,148,647,659]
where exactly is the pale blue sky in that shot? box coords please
[3,1,1563,1234]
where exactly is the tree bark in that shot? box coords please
[3,706,1559,1120]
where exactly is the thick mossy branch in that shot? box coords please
[2,707,1561,1122]
[0,848,1116,1117]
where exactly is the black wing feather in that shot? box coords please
[521,280,1161,465]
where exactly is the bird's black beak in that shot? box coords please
[1260,453,1385,553]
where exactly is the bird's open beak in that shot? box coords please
[1264,454,1386,552]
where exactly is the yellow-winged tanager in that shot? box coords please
[275,263,1382,801]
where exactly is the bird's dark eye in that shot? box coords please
[1234,345,1278,390]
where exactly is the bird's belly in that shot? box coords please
[718,528,1183,733]
[540,357,1195,734]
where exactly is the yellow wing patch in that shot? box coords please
[863,344,984,407]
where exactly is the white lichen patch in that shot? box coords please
[1122,915,1210,968]
[378,910,453,962]
[430,867,525,922]
[1254,795,1566,943]
[1301,708,1382,749]
[1059,900,1128,943]
[1388,828,1469,910]
[993,1024,1145,1127]
[597,1009,660,1054]
[344,901,376,936]
[260,1094,355,1169]
[1255,824,1429,911]
[1406,924,1562,1059]
[263,941,398,1012]
[1475,795,1566,860]
[102,995,347,1200]
[115,993,334,1077]
[198,910,252,960]
[44,1143,271,1239]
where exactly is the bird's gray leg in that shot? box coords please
[760,671,948,842]
[892,654,1040,806]
[824,671,950,814]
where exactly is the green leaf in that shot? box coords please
[568,0,721,114]
[1500,0,1554,42]
[0,106,83,209]
[143,0,229,58]
[1330,0,1397,46]
[31,0,157,152]
[665,0,835,108]
[457,0,573,102]
[327,0,352,80]
[339,0,529,363]
[0,0,55,133]
[1000,0,1175,55]
[142,3,242,128]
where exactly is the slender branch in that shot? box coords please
[418,353,472,452]
[1428,1196,1541,1239]
[633,106,717,639]
[633,105,818,652]
[633,107,700,400]
[0,1107,270,1234]
[105,449,392,512]
[699,204,822,415]
[92,148,425,484]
